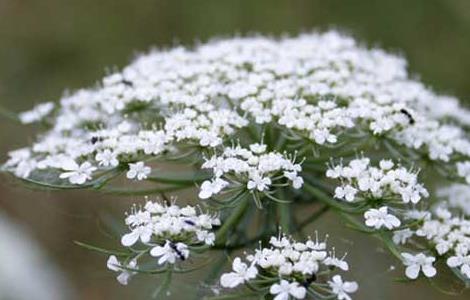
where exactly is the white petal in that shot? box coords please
[220,273,243,288]
[121,231,139,247]
[107,255,121,272]
[422,265,436,278]
[290,285,306,299]
[150,246,166,257]
[405,265,420,279]
[116,272,130,285]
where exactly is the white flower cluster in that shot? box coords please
[5,31,470,188]
[437,184,470,216]
[103,200,220,285]
[327,158,429,231]
[199,143,303,199]
[327,158,428,204]
[121,200,220,249]
[220,234,358,300]
[18,102,54,124]
[394,206,470,280]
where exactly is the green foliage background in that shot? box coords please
[0,1,469,299]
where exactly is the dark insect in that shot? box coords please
[121,79,134,87]
[90,136,104,144]
[400,108,415,125]
[302,273,317,287]
[169,242,186,260]
[184,219,196,226]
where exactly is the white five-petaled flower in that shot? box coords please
[269,280,307,300]
[96,149,119,167]
[447,254,470,279]
[59,160,96,184]
[392,229,413,245]
[107,255,137,285]
[126,161,151,180]
[334,185,357,202]
[364,206,401,230]
[220,258,258,288]
[401,252,437,279]
[150,241,189,265]
[283,171,304,189]
[324,254,349,271]
[121,224,153,246]
[198,178,229,199]
[247,173,271,191]
[328,275,358,300]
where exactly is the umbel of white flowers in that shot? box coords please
[5,31,470,188]
[219,234,358,300]
[2,30,470,299]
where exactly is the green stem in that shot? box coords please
[377,231,402,260]
[0,105,20,123]
[152,268,173,298]
[100,184,189,196]
[303,183,365,213]
[146,171,210,185]
[215,197,249,246]
[278,202,291,233]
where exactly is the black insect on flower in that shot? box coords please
[90,136,104,144]
[184,219,196,226]
[302,273,317,287]
[400,108,415,125]
[121,79,134,87]
[169,242,186,261]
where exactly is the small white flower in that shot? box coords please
[196,230,216,245]
[150,241,189,265]
[269,280,306,300]
[447,254,470,279]
[324,254,349,271]
[392,229,413,245]
[364,207,401,230]
[328,275,358,300]
[284,171,304,189]
[198,178,228,199]
[379,160,394,170]
[401,252,436,279]
[59,160,96,184]
[126,161,151,180]
[107,255,137,285]
[220,257,258,288]
[19,102,54,124]
[96,149,119,167]
[247,174,271,191]
[121,225,153,246]
[249,143,267,154]
[334,185,357,202]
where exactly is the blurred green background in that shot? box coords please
[0,0,469,299]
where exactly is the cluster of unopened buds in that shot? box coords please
[219,234,358,300]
